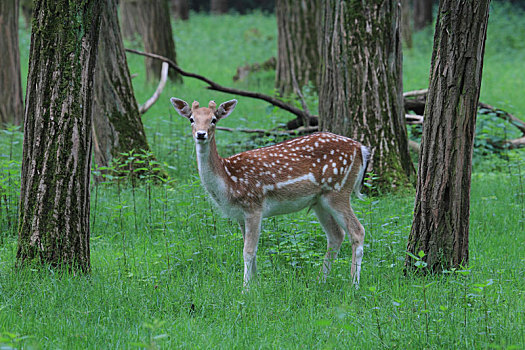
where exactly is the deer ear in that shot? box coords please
[170,97,192,119]
[215,99,237,120]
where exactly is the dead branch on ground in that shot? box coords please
[233,57,276,82]
[404,89,525,149]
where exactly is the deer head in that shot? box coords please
[170,97,237,143]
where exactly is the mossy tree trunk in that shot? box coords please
[275,0,319,96]
[318,0,414,191]
[17,0,102,272]
[0,0,23,126]
[406,0,491,273]
[120,0,182,83]
[93,0,163,179]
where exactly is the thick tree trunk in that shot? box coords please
[275,0,319,96]
[413,0,433,30]
[93,0,162,178]
[120,0,181,83]
[210,0,228,14]
[318,0,414,191]
[406,0,491,273]
[0,0,23,126]
[17,0,102,272]
[171,0,189,20]
[119,0,141,41]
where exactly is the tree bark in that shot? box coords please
[0,0,23,126]
[171,0,189,20]
[17,0,102,272]
[275,0,319,96]
[406,0,491,273]
[120,0,182,83]
[93,0,162,178]
[413,0,433,30]
[119,0,141,41]
[318,0,415,191]
[210,0,228,14]
[401,0,413,48]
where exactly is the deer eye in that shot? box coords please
[189,117,195,124]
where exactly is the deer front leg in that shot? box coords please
[243,211,262,288]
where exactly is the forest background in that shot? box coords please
[0,1,524,348]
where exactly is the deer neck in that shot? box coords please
[195,136,229,199]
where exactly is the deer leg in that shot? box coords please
[321,194,365,286]
[243,211,262,288]
[314,204,345,282]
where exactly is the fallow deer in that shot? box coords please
[171,97,370,288]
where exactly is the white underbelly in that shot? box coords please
[262,194,317,218]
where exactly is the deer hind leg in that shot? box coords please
[242,211,262,289]
[313,204,345,282]
[320,193,365,286]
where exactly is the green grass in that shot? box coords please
[0,174,523,348]
[1,4,525,349]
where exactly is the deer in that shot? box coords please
[170,97,370,288]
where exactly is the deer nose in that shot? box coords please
[196,131,207,140]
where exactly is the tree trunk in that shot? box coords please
[17,0,102,272]
[401,0,413,48]
[210,0,228,14]
[413,0,433,30]
[0,0,23,126]
[120,0,182,83]
[275,0,319,96]
[119,0,141,41]
[171,0,189,20]
[318,0,414,191]
[406,0,491,273]
[93,0,163,179]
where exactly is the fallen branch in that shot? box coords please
[503,136,525,149]
[139,61,169,114]
[125,48,311,123]
[478,102,525,135]
[233,57,276,82]
[406,114,424,125]
[403,89,428,98]
[405,90,525,149]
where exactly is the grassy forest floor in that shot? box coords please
[1,3,524,349]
